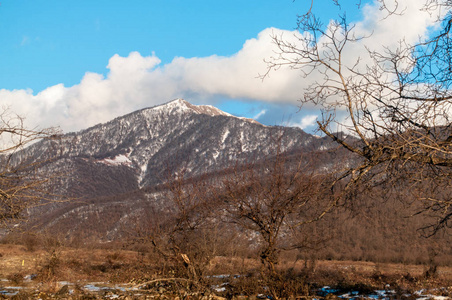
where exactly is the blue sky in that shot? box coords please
[0,0,442,133]
[0,1,300,90]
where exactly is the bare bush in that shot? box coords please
[0,109,59,226]
[134,169,227,295]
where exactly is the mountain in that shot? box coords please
[12,99,343,240]
[20,99,336,198]
[7,99,452,267]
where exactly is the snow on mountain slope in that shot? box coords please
[8,98,347,240]
[14,98,337,200]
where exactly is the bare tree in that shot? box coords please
[139,169,225,296]
[0,109,59,226]
[217,137,334,299]
[265,0,452,234]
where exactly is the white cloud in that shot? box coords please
[290,115,318,130]
[0,0,443,133]
[253,109,267,120]
[1,30,304,132]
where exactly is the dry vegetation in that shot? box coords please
[1,145,450,298]
[0,234,451,299]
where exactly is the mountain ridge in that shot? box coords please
[68,98,260,137]
[20,98,329,190]
[10,98,340,239]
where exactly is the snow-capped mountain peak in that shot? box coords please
[150,98,260,124]
[149,98,228,116]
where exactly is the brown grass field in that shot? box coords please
[0,243,451,298]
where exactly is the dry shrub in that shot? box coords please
[106,251,123,261]
[271,268,311,298]
[37,281,61,295]
[34,234,64,283]
[10,291,35,300]
[218,273,261,298]
[21,233,40,252]
[6,272,25,285]
[36,250,60,282]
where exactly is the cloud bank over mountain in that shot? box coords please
[0,0,441,132]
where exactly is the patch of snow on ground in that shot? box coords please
[102,154,132,166]
[221,129,229,144]
[213,150,220,160]
[415,295,450,300]
[137,163,148,186]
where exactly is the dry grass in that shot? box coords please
[0,243,451,298]
[0,244,155,283]
[1,243,451,281]
[208,255,452,277]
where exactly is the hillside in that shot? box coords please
[19,99,334,198]
[10,99,337,237]
[4,99,451,267]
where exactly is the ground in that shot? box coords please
[0,244,451,299]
